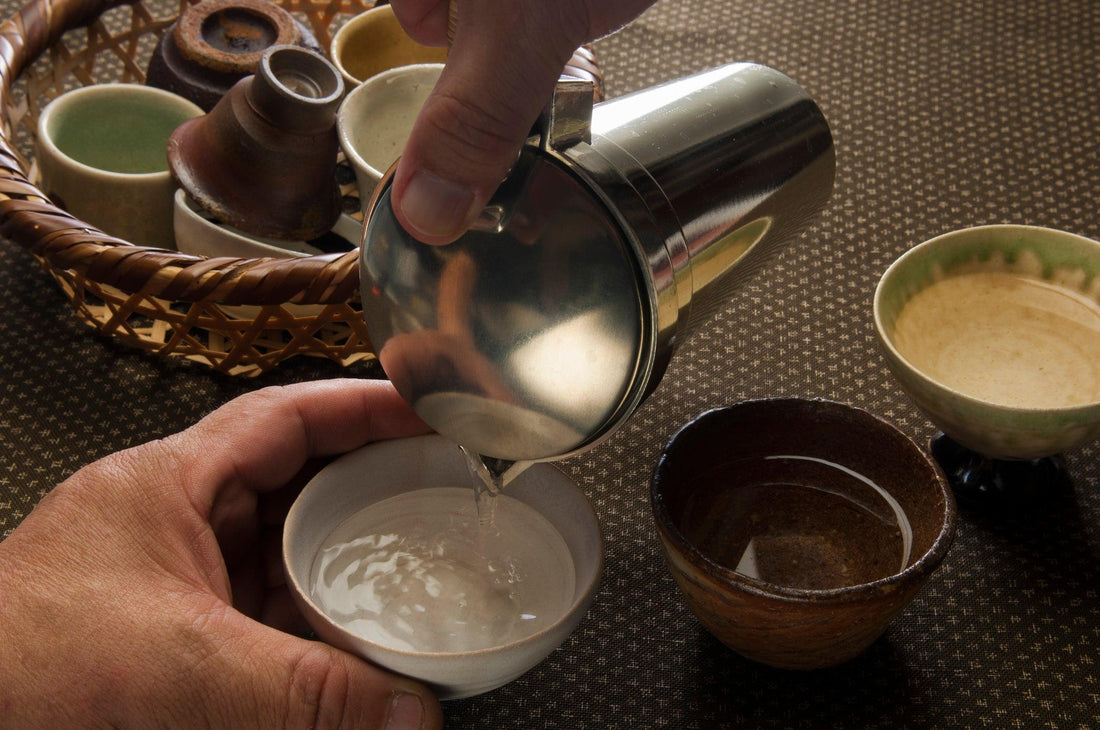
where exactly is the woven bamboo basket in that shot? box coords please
[0,0,603,375]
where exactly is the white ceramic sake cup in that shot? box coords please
[283,434,603,700]
[173,189,361,259]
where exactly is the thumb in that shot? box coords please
[212,617,443,729]
[389,0,586,244]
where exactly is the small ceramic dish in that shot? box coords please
[329,3,448,88]
[337,63,443,200]
[874,224,1100,461]
[283,434,603,699]
[651,398,955,670]
[173,189,360,258]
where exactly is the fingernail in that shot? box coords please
[399,168,477,240]
[385,691,424,730]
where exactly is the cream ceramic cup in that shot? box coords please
[35,84,203,248]
[336,63,443,199]
[330,3,448,88]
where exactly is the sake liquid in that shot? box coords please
[458,447,547,535]
[682,455,913,590]
[309,487,575,653]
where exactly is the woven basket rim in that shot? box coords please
[0,0,382,306]
[0,0,603,308]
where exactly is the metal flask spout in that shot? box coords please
[358,62,835,464]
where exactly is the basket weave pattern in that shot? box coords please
[0,1,368,374]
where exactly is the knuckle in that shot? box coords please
[422,91,526,171]
[285,646,352,730]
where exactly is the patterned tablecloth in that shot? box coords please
[2,0,1097,727]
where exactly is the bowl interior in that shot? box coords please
[283,434,602,698]
[337,63,443,193]
[875,225,1100,412]
[652,399,954,595]
[39,83,202,176]
[331,5,448,85]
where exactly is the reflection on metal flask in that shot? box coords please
[359,63,836,463]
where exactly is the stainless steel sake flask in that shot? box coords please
[358,62,835,464]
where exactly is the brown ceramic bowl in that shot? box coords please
[651,398,955,670]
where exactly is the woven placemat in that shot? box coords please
[2,0,1098,727]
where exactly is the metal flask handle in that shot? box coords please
[359,63,834,465]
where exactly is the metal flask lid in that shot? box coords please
[360,62,835,464]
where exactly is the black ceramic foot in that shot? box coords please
[929,433,1074,506]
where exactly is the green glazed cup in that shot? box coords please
[35,83,203,249]
[874,224,1100,460]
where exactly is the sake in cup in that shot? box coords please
[283,434,603,699]
[651,399,956,669]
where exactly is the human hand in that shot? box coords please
[0,380,443,729]
[387,0,657,244]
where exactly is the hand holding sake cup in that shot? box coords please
[873,225,1100,503]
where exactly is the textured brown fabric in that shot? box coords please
[1,0,1097,728]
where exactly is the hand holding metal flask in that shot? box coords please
[356,63,836,479]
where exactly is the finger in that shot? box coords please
[184,610,443,729]
[388,0,450,46]
[258,457,330,527]
[390,0,585,244]
[207,458,320,611]
[220,519,312,635]
[166,379,430,517]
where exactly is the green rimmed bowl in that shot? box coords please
[873,225,1100,463]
